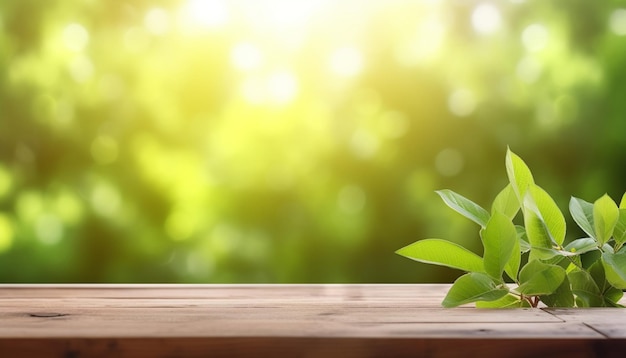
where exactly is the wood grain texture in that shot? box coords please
[544,308,626,338]
[0,284,624,357]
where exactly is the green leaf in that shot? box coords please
[481,211,517,279]
[476,294,529,308]
[524,197,556,261]
[604,286,624,307]
[574,262,624,307]
[506,148,535,204]
[442,272,508,308]
[613,208,626,246]
[563,238,598,255]
[540,275,574,307]
[602,250,626,289]
[569,197,596,240]
[588,260,607,292]
[524,207,553,253]
[581,249,602,270]
[621,192,626,209]
[516,225,531,253]
[436,190,490,228]
[588,260,624,307]
[517,260,566,296]
[504,233,521,282]
[565,256,582,273]
[395,239,484,273]
[525,185,566,246]
[568,269,603,307]
[594,194,619,246]
[491,184,520,220]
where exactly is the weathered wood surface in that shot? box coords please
[0,284,625,357]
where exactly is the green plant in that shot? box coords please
[397,148,626,308]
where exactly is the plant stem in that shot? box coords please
[531,296,539,308]
[518,293,536,308]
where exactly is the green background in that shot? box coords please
[1,0,625,283]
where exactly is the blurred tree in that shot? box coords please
[0,0,624,283]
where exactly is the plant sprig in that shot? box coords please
[397,148,626,308]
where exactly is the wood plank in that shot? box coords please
[0,317,601,339]
[0,302,560,338]
[0,305,597,339]
[544,308,626,338]
[0,285,624,357]
[0,284,453,309]
[0,284,450,299]
[0,300,561,322]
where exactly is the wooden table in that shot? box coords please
[1,284,625,357]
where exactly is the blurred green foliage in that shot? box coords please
[1,0,626,283]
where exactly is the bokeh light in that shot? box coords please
[471,3,502,35]
[330,47,365,78]
[181,0,230,29]
[0,215,13,253]
[231,42,263,72]
[145,8,171,36]
[447,89,477,117]
[522,24,549,53]
[62,23,89,52]
[609,9,626,36]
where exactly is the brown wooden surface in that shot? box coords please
[0,284,625,357]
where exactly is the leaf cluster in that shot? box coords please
[397,148,626,308]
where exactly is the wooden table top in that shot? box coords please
[1,284,625,357]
